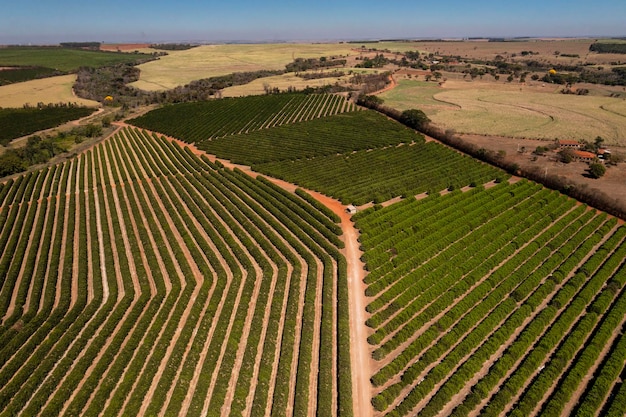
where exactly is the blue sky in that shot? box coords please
[2,0,625,44]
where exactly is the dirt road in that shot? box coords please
[169,144,374,416]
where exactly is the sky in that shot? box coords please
[2,0,625,44]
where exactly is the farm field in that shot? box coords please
[370,38,624,66]
[379,78,626,144]
[0,106,96,146]
[255,142,505,205]
[219,71,355,97]
[354,182,626,417]
[126,92,626,416]
[3,39,626,416]
[129,95,507,205]
[0,125,352,416]
[130,93,359,142]
[0,47,153,73]
[129,43,356,91]
[0,74,100,108]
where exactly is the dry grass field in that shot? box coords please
[380,78,626,145]
[0,74,100,108]
[220,68,378,97]
[374,38,626,66]
[130,43,357,91]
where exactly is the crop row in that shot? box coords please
[366,187,574,352]
[129,93,357,143]
[354,181,626,416]
[370,203,598,389]
[361,182,544,294]
[0,106,95,145]
[395,213,617,417]
[257,141,507,205]
[200,109,422,165]
[0,127,352,416]
[355,181,544,264]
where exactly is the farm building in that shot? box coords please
[557,139,581,149]
[572,150,597,162]
[597,148,611,159]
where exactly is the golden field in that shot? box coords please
[372,38,625,66]
[130,43,357,91]
[380,77,626,145]
[0,74,100,108]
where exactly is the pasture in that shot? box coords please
[379,78,626,144]
[0,74,100,108]
[372,38,624,65]
[129,43,356,90]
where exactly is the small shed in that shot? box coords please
[346,205,357,215]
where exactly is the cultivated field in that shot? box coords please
[130,93,359,142]
[380,78,626,144]
[128,93,626,416]
[0,74,100,108]
[3,38,626,417]
[355,185,626,416]
[129,43,356,90]
[0,47,153,72]
[0,124,352,416]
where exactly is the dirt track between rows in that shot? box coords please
[166,136,374,416]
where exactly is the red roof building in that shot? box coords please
[558,140,581,149]
[573,150,596,162]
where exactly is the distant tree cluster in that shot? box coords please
[561,87,589,95]
[150,43,198,51]
[542,71,580,85]
[356,94,384,109]
[588,162,606,178]
[73,63,144,106]
[1,134,68,177]
[590,43,626,54]
[285,57,347,72]
[398,109,430,130]
[355,54,389,68]
[350,72,392,94]
[297,70,345,80]
[60,42,101,50]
